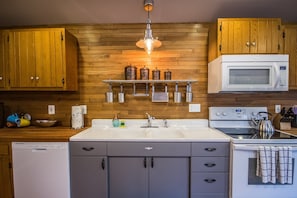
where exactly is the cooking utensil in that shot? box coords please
[251,112,275,137]
[293,105,297,114]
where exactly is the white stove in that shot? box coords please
[209,107,297,198]
[209,106,297,144]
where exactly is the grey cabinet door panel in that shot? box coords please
[70,142,107,156]
[70,156,107,198]
[191,157,229,172]
[191,142,229,156]
[109,157,148,198]
[149,157,190,198]
[107,142,191,156]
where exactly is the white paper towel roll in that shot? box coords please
[72,105,84,129]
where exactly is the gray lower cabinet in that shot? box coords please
[70,142,108,198]
[108,142,191,198]
[191,142,230,198]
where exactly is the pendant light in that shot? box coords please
[136,0,162,55]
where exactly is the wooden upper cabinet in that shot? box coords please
[209,18,283,61]
[284,25,297,90]
[7,28,78,91]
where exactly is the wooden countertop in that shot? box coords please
[0,126,86,142]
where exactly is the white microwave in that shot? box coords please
[208,54,289,93]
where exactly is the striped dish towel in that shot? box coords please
[278,146,293,184]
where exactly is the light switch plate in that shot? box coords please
[48,105,55,115]
[189,104,201,112]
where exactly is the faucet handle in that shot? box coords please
[163,119,168,128]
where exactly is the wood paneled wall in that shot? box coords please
[1,23,297,127]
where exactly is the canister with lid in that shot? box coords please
[164,69,172,80]
[152,67,160,80]
[140,66,149,80]
[125,65,137,80]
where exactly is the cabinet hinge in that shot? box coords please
[9,162,12,169]
[219,44,222,51]
[61,33,64,41]
[283,32,286,39]
[278,25,281,31]
[278,44,280,50]
[62,78,65,85]
[219,24,222,31]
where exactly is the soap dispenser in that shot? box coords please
[112,113,120,127]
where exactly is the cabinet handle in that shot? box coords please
[30,76,34,80]
[204,163,216,168]
[246,41,250,47]
[251,41,256,46]
[82,147,94,151]
[101,158,105,170]
[151,157,154,168]
[0,77,2,80]
[144,146,153,151]
[144,157,147,168]
[36,76,40,80]
[204,178,216,183]
[204,148,216,152]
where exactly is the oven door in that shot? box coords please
[231,144,297,198]
[222,62,288,92]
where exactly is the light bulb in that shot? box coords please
[144,38,154,55]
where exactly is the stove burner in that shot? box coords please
[215,127,297,140]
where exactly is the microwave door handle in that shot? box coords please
[273,64,281,88]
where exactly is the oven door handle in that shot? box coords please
[233,144,297,151]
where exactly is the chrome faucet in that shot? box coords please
[145,112,155,127]
[163,119,168,128]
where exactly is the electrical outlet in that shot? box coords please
[80,105,87,114]
[275,104,281,113]
[189,104,201,112]
[48,105,55,115]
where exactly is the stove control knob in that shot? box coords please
[252,112,257,116]
[216,112,221,116]
[222,112,227,116]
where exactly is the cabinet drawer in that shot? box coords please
[191,157,228,172]
[0,143,9,155]
[191,172,228,193]
[107,142,191,156]
[191,142,229,156]
[70,142,107,156]
[191,193,227,198]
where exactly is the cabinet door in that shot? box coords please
[219,19,250,54]
[34,30,64,88]
[0,31,8,89]
[251,19,281,54]
[149,157,189,198]
[109,157,148,198]
[284,25,297,90]
[70,156,108,198]
[9,31,36,88]
[0,143,13,198]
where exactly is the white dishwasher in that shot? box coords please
[12,142,70,198]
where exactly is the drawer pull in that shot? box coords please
[82,147,94,151]
[144,146,153,151]
[101,158,105,170]
[204,178,216,183]
[144,157,147,168]
[204,163,216,168]
[204,148,216,152]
